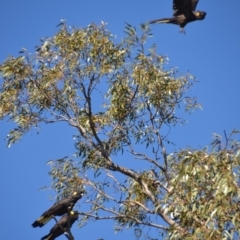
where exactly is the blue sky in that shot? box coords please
[1,1,240,239]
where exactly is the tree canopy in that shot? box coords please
[0,22,239,240]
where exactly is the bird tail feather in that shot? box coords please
[149,18,172,24]
[32,216,52,228]
[41,233,53,240]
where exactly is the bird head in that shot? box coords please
[72,190,85,198]
[69,211,79,221]
[194,11,206,20]
[70,211,79,216]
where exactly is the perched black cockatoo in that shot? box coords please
[32,191,83,228]
[41,211,79,240]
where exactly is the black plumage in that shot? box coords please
[41,211,79,240]
[32,191,83,228]
[149,0,206,33]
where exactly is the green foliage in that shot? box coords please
[166,131,240,239]
[0,22,196,148]
[1,22,239,240]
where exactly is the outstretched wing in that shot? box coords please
[191,0,199,11]
[173,0,196,16]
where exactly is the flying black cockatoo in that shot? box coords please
[32,191,83,228]
[149,0,206,33]
[41,211,79,240]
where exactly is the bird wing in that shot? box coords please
[41,214,78,240]
[55,212,78,228]
[55,214,68,227]
[32,198,70,227]
[32,192,82,228]
[41,215,68,240]
[173,0,193,16]
[191,0,199,11]
[40,192,83,218]
[44,197,70,216]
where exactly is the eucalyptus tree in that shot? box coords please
[0,22,239,240]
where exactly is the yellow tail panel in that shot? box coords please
[38,216,52,225]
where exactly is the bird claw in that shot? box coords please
[179,28,186,34]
